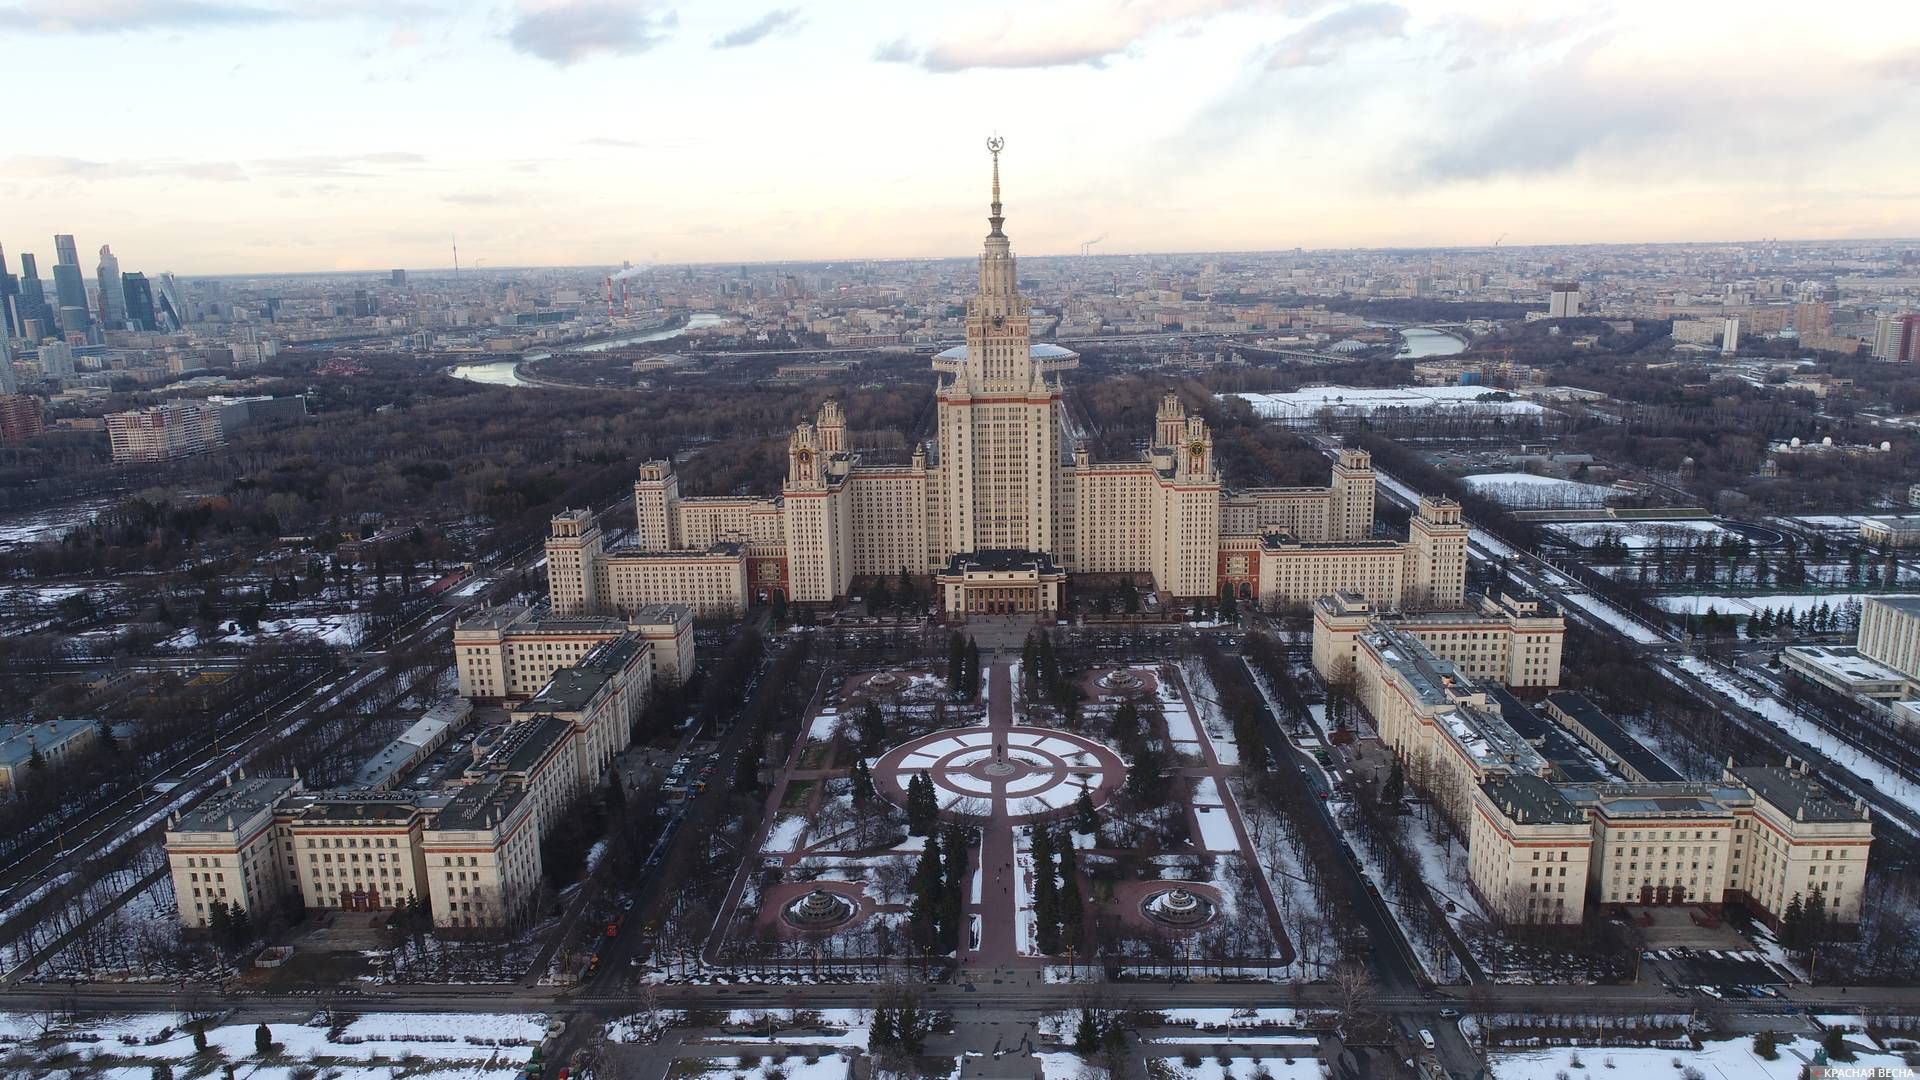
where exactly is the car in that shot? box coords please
[1438,1008,1460,1020]
[1418,1029,1435,1050]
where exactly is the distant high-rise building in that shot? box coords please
[0,394,42,443]
[38,340,75,378]
[1892,314,1920,365]
[0,330,13,394]
[1548,282,1581,318]
[0,245,17,338]
[105,400,226,463]
[353,288,377,318]
[1793,300,1831,337]
[16,254,50,334]
[96,245,125,328]
[390,269,407,287]
[154,273,186,330]
[1720,317,1741,354]
[121,272,157,331]
[50,235,90,337]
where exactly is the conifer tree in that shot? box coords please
[851,758,875,806]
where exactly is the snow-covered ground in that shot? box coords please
[1229,386,1550,421]
[1651,592,1862,617]
[0,498,116,548]
[1488,1034,1906,1080]
[1665,656,1920,824]
[1547,520,1736,549]
[0,1010,546,1078]
[1462,473,1614,509]
[1556,590,1667,644]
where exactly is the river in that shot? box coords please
[447,312,733,388]
[1396,326,1468,358]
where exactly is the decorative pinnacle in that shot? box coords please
[986,135,1005,237]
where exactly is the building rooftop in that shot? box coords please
[172,776,301,833]
[603,541,743,559]
[1867,595,1920,617]
[472,713,572,777]
[1482,773,1584,825]
[296,791,427,823]
[0,718,96,769]
[938,548,1063,574]
[513,634,648,714]
[431,777,525,833]
[1782,645,1910,685]
[1731,763,1869,823]
[1557,780,1753,819]
[1485,687,1607,784]
[352,698,473,791]
[1263,533,1404,551]
[1543,691,1683,783]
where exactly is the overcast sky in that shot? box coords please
[2,0,1915,274]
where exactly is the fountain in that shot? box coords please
[1142,886,1216,929]
[782,888,857,930]
[1097,669,1143,692]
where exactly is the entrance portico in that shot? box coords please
[935,549,1064,621]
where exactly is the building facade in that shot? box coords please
[1323,622,1874,927]
[105,400,226,462]
[452,602,693,700]
[546,147,1468,620]
[165,623,672,931]
[1312,589,1566,689]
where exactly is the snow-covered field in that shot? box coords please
[1547,520,1735,549]
[1462,473,1614,509]
[0,498,115,548]
[1488,1034,1906,1080]
[1651,592,1863,617]
[1229,386,1550,421]
[0,1011,546,1078]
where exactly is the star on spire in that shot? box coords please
[986,135,1005,238]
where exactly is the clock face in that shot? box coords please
[796,449,813,467]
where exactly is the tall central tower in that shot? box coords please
[933,139,1076,554]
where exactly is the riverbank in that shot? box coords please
[448,312,728,388]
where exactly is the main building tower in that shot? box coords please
[932,139,1078,554]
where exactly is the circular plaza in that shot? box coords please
[872,726,1125,824]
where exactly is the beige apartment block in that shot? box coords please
[1327,621,1874,929]
[166,617,663,932]
[454,602,692,701]
[1857,596,1920,679]
[1313,589,1565,689]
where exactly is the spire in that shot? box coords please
[986,136,1005,238]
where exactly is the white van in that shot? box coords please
[1418,1029,1436,1050]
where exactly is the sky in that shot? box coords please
[1,0,1916,274]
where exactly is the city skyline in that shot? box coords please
[1,0,1917,274]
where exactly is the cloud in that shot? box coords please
[506,1,676,65]
[879,0,1319,73]
[0,0,438,33]
[1405,48,1912,185]
[712,6,800,49]
[0,0,293,32]
[0,155,247,181]
[1261,2,1405,69]
[251,152,429,178]
[871,36,916,64]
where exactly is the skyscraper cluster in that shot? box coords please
[0,233,161,348]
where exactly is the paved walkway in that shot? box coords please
[969,659,1021,967]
